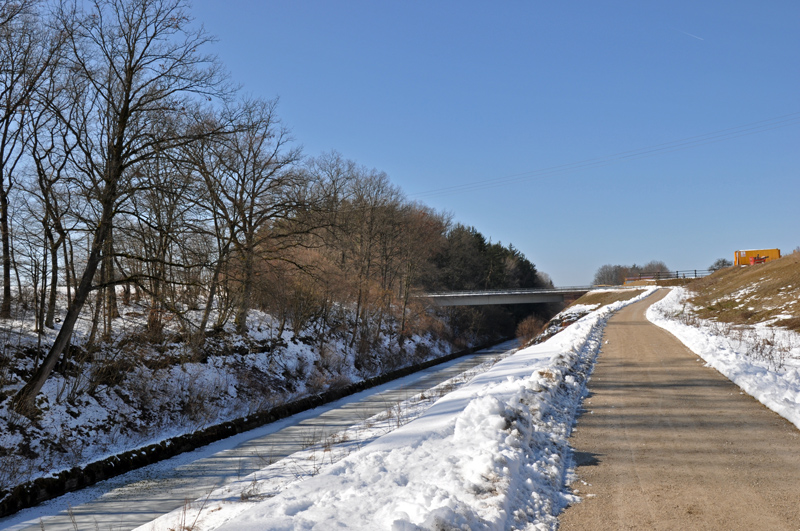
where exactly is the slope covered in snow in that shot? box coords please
[139,289,657,531]
[0,305,452,504]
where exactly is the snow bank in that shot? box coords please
[0,305,453,500]
[647,287,800,430]
[142,289,656,531]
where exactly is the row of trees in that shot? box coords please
[432,225,554,345]
[592,260,671,286]
[2,0,240,412]
[1,0,551,414]
[594,258,743,286]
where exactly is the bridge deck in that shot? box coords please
[421,287,594,306]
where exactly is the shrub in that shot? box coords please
[516,315,546,347]
[708,258,733,271]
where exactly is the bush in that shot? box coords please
[708,258,733,271]
[516,315,546,347]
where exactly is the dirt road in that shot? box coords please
[559,289,800,530]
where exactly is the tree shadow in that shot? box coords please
[572,450,601,467]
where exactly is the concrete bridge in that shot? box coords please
[421,287,594,307]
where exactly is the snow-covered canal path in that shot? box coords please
[1,341,517,531]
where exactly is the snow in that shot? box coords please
[647,287,800,430]
[137,289,657,531]
[554,303,599,318]
[0,353,509,531]
[0,300,453,498]
[12,284,797,530]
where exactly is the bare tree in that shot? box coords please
[123,145,204,339]
[13,0,227,414]
[642,260,670,273]
[0,0,62,317]
[299,154,450,351]
[333,169,404,352]
[0,0,33,27]
[395,204,446,341]
[593,260,671,285]
[189,97,302,335]
[23,56,83,329]
[593,264,622,285]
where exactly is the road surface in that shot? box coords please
[559,290,800,530]
[1,341,517,531]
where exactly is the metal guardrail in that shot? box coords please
[421,286,595,298]
[419,277,707,306]
[419,274,712,306]
[623,269,712,283]
[418,286,598,307]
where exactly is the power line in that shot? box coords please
[410,112,800,199]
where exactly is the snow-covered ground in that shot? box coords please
[137,289,657,531]
[647,287,800,430]
[13,284,796,530]
[0,302,452,498]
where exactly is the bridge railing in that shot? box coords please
[418,285,662,307]
[623,269,712,284]
[421,286,596,297]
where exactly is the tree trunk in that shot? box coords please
[63,236,72,303]
[37,246,47,334]
[199,262,221,336]
[0,188,11,318]
[12,190,114,415]
[147,263,163,340]
[399,263,412,344]
[350,284,363,349]
[198,239,230,338]
[45,232,59,329]
[11,233,21,310]
[87,289,102,350]
[102,229,119,340]
[234,243,254,335]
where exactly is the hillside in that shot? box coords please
[686,252,800,331]
[0,301,459,513]
[647,254,800,429]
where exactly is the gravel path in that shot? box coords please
[559,289,800,530]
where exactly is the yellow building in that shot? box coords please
[734,249,781,266]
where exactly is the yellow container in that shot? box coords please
[733,249,781,266]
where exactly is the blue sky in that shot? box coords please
[190,1,799,285]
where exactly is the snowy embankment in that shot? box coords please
[647,287,800,430]
[141,289,656,531]
[0,302,453,503]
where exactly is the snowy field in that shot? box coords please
[137,289,657,531]
[647,287,800,430]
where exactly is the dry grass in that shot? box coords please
[568,289,647,309]
[516,315,546,346]
[685,253,800,331]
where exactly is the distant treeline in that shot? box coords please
[592,261,671,286]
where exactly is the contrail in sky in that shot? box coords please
[679,30,704,41]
